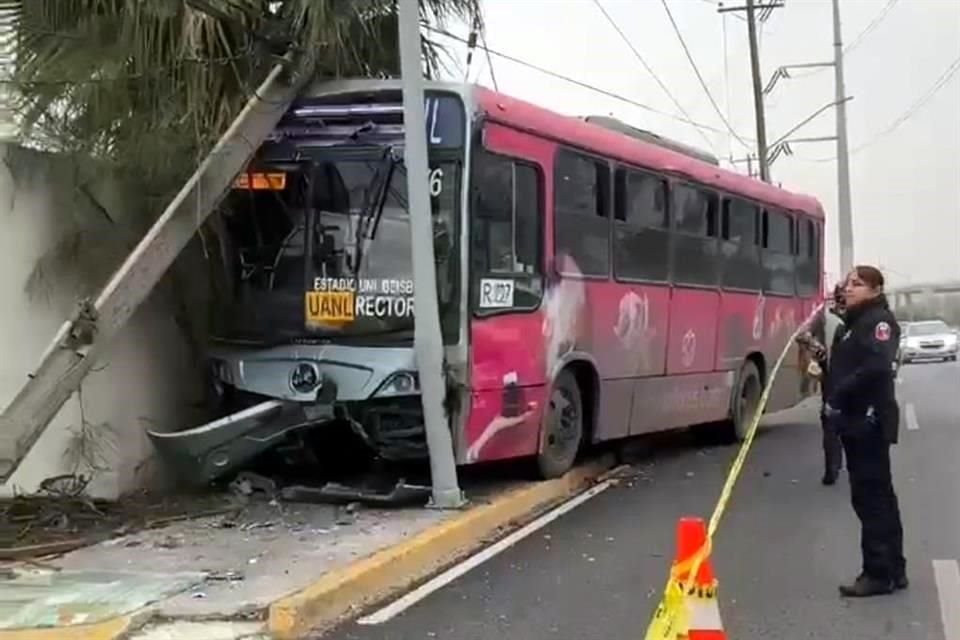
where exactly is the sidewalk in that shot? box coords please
[0,459,613,640]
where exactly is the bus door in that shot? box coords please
[760,208,804,411]
[463,122,553,464]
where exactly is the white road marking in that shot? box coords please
[905,403,920,431]
[357,480,613,625]
[933,559,960,640]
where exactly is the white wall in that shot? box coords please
[0,143,204,499]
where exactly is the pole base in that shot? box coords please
[427,488,468,510]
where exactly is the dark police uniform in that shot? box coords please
[825,294,906,596]
[805,306,845,484]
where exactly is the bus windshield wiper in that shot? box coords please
[350,147,397,275]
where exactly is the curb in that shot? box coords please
[0,456,614,640]
[0,616,134,640]
[268,455,615,639]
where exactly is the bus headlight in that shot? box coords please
[373,371,420,398]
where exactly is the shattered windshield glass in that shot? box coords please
[210,151,460,346]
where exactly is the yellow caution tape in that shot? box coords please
[645,578,689,640]
[643,304,825,639]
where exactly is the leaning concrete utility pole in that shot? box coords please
[396,0,465,509]
[832,0,854,274]
[0,57,304,482]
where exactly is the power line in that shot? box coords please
[800,54,960,163]
[660,0,752,150]
[478,26,499,91]
[685,6,747,138]
[844,0,898,54]
[795,0,898,79]
[702,0,747,22]
[423,25,753,139]
[591,0,717,152]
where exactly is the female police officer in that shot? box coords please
[823,265,907,597]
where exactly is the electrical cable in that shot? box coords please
[660,0,753,150]
[794,0,898,79]
[423,24,754,139]
[798,53,960,163]
[591,0,718,153]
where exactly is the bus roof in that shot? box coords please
[295,78,824,219]
[472,85,825,219]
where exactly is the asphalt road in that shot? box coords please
[320,359,960,640]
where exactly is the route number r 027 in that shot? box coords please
[478,278,515,309]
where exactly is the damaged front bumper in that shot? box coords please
[147,399,335,483]
[146,343,435,483]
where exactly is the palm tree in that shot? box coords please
[9,0,479,329]
[7,0,482,417]
[12,0,480,195]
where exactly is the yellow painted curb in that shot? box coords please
[268,456,615,639]
[0,615,133,640]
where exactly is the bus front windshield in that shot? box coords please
[211,150,460,346]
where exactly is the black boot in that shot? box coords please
[822,469,839,485]
[894,558,908,590]
[839,574,894,597]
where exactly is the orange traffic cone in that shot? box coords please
[643,517,728,640]
[674,517,726,640]
[675,518,727,640]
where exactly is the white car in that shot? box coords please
[899,320,959,364]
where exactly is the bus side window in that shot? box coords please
[471,150,544,312]
[671,182,720,287]
[761,208,796,295]
[795,217,819,297]
[720,196,761,291]
[554,148,611,277]
[613,168,669,282]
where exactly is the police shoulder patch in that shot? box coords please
[874,321,891,342]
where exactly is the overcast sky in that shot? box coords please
[432,0,960,289]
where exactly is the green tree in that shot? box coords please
[7,0,481,387]
[13,0,480,195]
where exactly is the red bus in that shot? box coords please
[150,80,825,483]
[464,87,824,477]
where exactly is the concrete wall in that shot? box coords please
[0,143,205,499]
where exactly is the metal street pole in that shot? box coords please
[833,0,854,274]
[396,0,465,509]
[745,0,770,182]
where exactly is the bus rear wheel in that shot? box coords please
[725,361,762,443]
[536,370,584,479]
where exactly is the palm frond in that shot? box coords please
[12,0,482,199]
[9,0,481,304]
